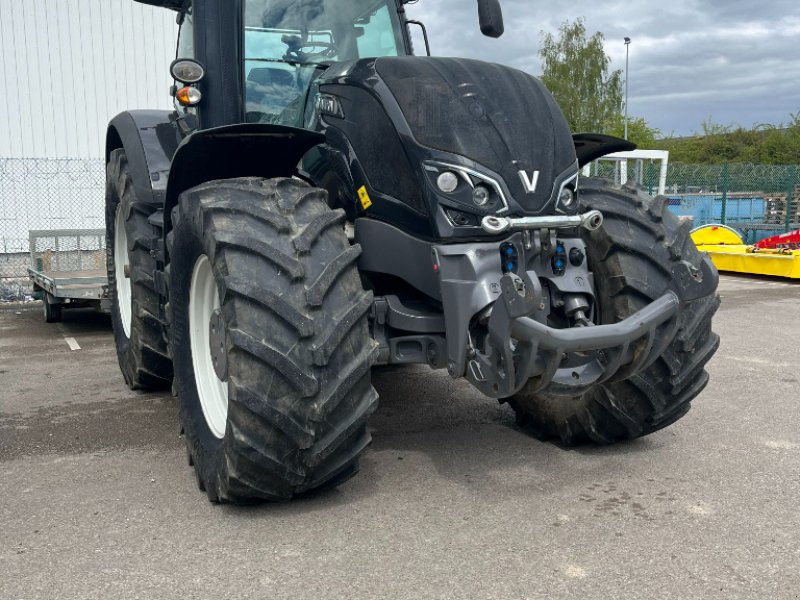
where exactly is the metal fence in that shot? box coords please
[1,157,799,301]
[595,162,800,244]
[0,158,105,301]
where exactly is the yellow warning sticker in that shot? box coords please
[358,185,373,210]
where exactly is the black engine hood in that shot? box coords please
[369,57,578,214]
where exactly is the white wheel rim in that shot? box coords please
[114,205,132,338]
[189,255,229,439]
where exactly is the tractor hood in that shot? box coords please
[371,57,578,215]
[315,57,580,239]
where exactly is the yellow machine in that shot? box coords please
[690,224,800,279]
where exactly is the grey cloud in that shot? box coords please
[404,0,800,135]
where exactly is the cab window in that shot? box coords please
[176,6,194,59]
[174,5,195,114]
[242,0,406,125]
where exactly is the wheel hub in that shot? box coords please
[189,254,229,440]
[209,309,228,382]
[114,205,132,338]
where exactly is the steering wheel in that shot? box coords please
[282,35,338,63]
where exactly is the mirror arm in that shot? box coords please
[406,20,431,56]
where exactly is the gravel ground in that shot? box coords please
[1,274,798,600]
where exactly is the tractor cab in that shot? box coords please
[241,0,411,125]
[141,0,503,129]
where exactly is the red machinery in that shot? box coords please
[754,230,800,250]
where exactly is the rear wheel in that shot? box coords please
[105,149,172,390]
[43,293,61,323]
[169,177,378,503]
[509,179,721,445]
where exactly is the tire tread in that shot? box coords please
[510,178,720,446]
[171,177,377,503]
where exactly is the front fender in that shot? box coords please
[106,110,179,206]
[163,123,324,231]
[573,133,637,168]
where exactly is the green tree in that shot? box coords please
[758,114,800,164]
[653,114,800,165]
[606,114,661,148]
[539,18,623,134]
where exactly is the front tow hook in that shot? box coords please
[481,210,604,235]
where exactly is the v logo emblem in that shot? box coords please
[519,171,539,194]
[518,170,540,194]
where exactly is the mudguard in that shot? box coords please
[573,133,637,168]
[163,123,324,230]
[106,110,180,206]
[133,0,186,9]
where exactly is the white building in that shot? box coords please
[0,0,177,159]
[0,0,177,264]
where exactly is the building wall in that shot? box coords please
[0,0,177,159]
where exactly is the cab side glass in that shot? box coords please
[242,0,406,125]
[174,5,195,114]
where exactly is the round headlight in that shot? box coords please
[170,59,205,84]
[472,185,491,206]
[560,187,575,208]
[437,172,459,193]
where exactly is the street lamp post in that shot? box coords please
[624,37,631,140]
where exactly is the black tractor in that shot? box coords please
[106,0,720,503]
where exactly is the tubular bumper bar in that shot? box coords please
[510,293,679,352]
[481,210,604,235]
[465,272,680,399]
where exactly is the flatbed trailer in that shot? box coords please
[26,229,110,322]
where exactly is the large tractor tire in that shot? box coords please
[509,178,720,445]
[168,177,379,503]
[105,149,172,390]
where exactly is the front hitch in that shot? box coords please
[480,210,604,235]
[465,272,680,399]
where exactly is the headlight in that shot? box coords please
[437,172,459,193]
[423,161,509,216]
[170,59,205,84]
[554,169,580,213]
[472,185,491,206]
[559,187,575,208]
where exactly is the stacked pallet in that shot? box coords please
[764,185,800,225]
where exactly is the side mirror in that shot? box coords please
[477,0,504,38]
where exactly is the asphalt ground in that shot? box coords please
[1,274,798,599]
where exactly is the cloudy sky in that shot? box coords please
[404,0,800,137]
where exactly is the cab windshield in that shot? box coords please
[243,0,406,124]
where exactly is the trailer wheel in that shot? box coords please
[43,293,62,323]
[509,178,720,445]
[168,177,378,503]
[105,149,172,390]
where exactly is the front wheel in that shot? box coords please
[168,177,379,503]
[105,149,172,390]
[509,179,721,445]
